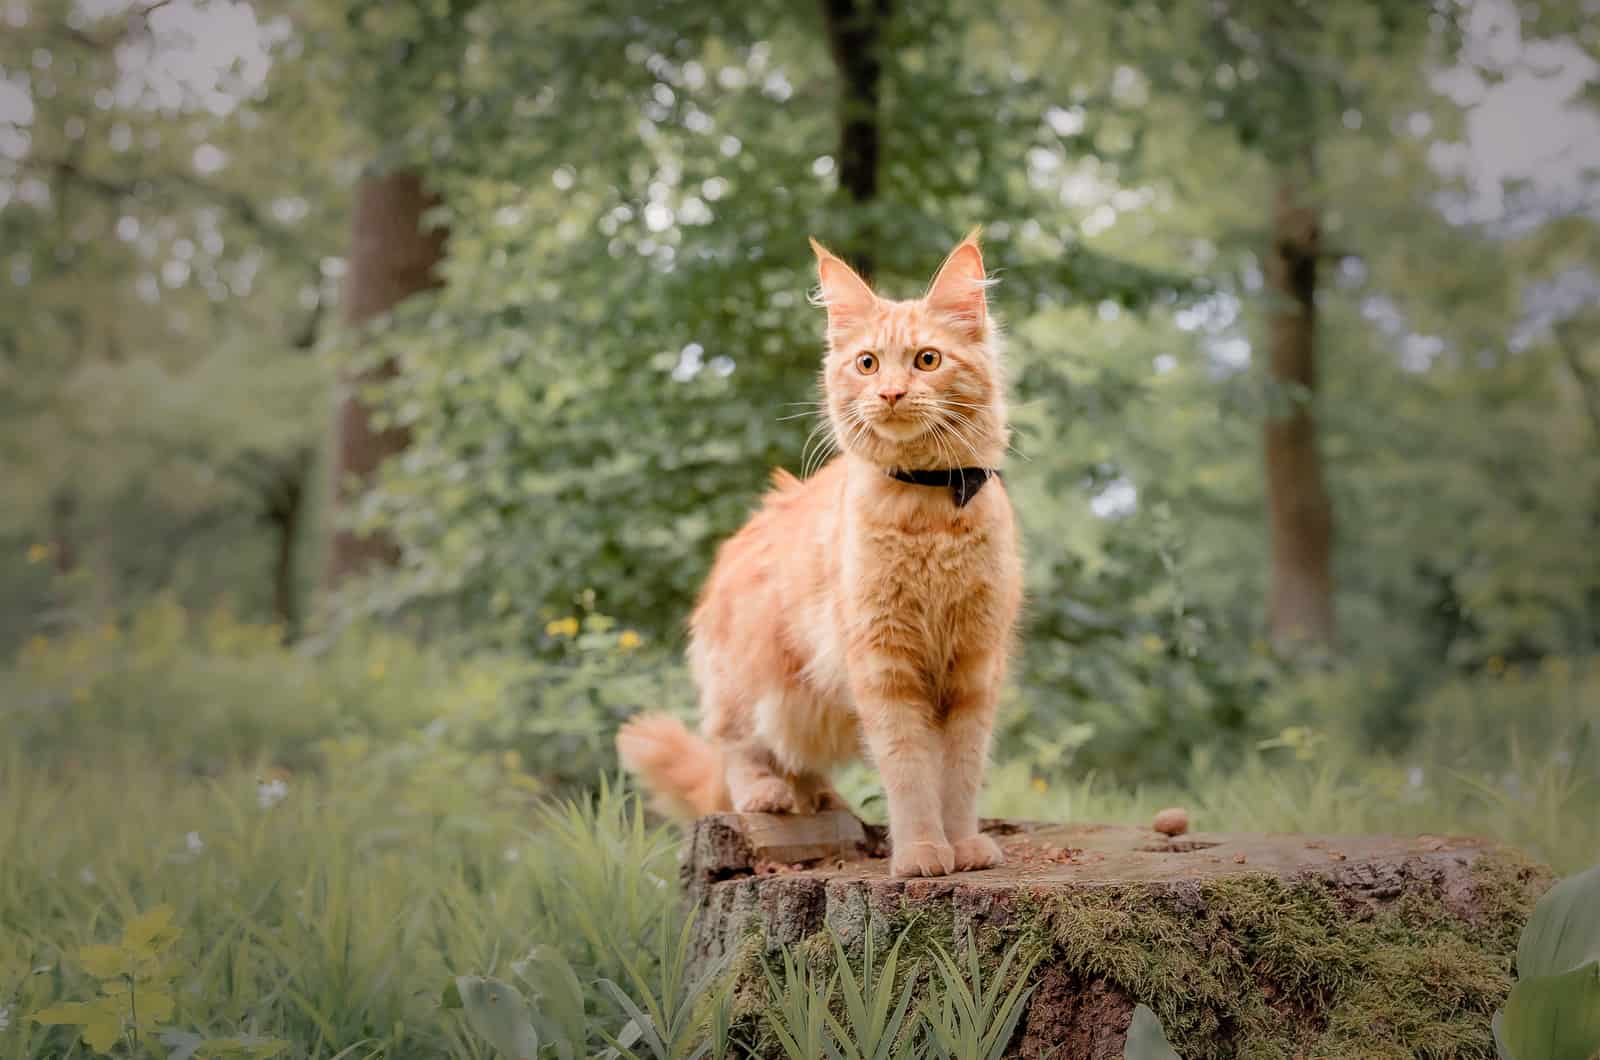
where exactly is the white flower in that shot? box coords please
[185,831,205,854]
[79,866,96,885]
[502,846,521,863]
[1407,766,1425,789]
[0,1003,11,1031]
[257,777,289,810]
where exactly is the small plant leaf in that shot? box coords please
[441,980,463,1010]
[1497,961,1600,1060]
[123,905,180,953]
[1125,1004,1182,1060]
[32,997,126,1054]
[453,976,541,1060]
[1517,864,1600,980]
[78,944,129,979]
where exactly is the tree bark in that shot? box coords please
[819,0,890,278]
[323,168,446,587]
[1264,174,1335,649]
[684,814,1547,1058]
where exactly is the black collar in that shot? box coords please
[887,467,999,508]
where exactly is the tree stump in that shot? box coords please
[683,813,1551,1059]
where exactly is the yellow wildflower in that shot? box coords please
[1032,777,1048,793]
[25,543,49,564]
[618,630,642,651]
[545,616,580,638]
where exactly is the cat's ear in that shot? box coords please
[809,237,877,339]
[925,228,988,340]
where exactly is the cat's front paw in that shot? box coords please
[950,833,1005,872]
[890,839,956,877]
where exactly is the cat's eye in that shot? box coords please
[914,348,942,371]
[855,352,879,375]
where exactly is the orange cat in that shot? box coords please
[617,231,1022,877]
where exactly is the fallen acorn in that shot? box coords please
[1152,806,1190,836]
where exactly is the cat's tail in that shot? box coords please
[615,714,729,818]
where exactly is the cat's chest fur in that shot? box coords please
[839,481,1019,682]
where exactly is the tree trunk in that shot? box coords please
[685,813,1548,1059]
[267,448,312,641]
[323,169,446,587]
[819,0,890,278]
[1263,174,1335,649]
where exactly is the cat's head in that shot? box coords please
[810,231,1007,472]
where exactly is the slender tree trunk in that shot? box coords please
[1263,173,1336,649]
[1555,323,1600,446]
[268,448,311,640]
[819,0,890,278]
[48,489,76,576]
[323,169,446,587]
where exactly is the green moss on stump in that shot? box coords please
[686,817,1551,1059]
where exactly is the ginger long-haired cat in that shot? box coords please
[617,231,1021,877]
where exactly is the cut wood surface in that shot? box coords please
[684,813,1551,1058]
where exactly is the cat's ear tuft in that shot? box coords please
[925,229,989,340]
[809,237,877,339]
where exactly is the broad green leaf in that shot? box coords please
[1518,864,1600,980]
[1499,961,1600,1060]
[30,1000,110,1025]
[454,976,541,1060]
[1125,1004,1182,1060]
[77,944,129,979]
[32,997,125,1054]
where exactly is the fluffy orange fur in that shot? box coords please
[617,231,1022,877]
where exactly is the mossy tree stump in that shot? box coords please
[683,813,1551,1059]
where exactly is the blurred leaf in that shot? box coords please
[1518,864,1600,980]
[1497,962,1600,1060]
[454,976,541,1060]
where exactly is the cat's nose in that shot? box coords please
[878,385,907,407]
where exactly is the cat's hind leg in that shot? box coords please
[723,744,803,814]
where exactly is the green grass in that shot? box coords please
[1,609,1593,1057]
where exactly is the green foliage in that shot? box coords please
[921,936,1039,1060]
[30,906,185,1054]
[1494,864,1600,1060]
[760,947,839,1060]
[826,920,921,1060]
[3,596,522,774]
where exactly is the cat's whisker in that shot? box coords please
[800,417,837,479]
[930,409,986,467]
[926,417,960,472]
